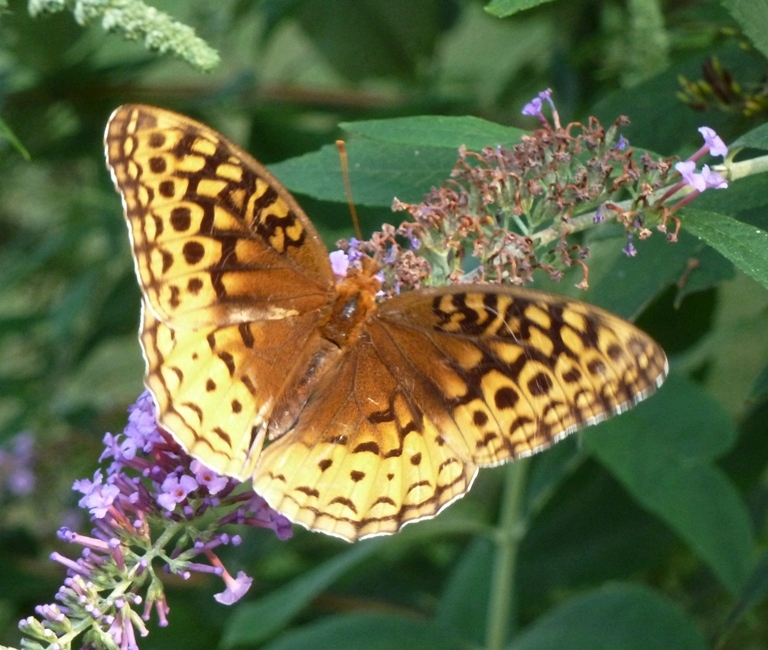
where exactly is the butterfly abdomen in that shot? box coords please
[266,275,380,438]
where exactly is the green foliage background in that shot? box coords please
[1,0,768,648]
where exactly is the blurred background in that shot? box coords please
[1,0,768,648]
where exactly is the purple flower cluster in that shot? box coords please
[0,431,35,498]
[645,126,729,240]
[18,391,291,650]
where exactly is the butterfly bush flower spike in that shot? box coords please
[17,392,291,650]
[345,98,732,292]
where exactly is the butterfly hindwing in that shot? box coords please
[253,334,478,541]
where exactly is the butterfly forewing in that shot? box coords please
[141,298,330,478]
[105,105,335,329]
[107,105,668,542]
[374,286,667,464]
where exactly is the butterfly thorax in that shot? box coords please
[321,271,380,347]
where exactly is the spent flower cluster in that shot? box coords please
[17,392,291,650]
[337,89,728,294]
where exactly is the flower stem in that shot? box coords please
[485,458,530,650]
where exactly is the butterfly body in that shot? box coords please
[106,105,667,541]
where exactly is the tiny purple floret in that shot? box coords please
[698,126,728,158]
[329,250,349,278]
[522,97,543,117]
[214,571,253,605]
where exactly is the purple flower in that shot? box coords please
[384,246,397,264]
[22,393,293,650]
[126,391,162,453]
[594,204,606,223]
[0,431,36,497]
[73,470,120,518]
[7,466,35,496]
[699,165,728,189]
[346,237,365,264]
[698,126,728,158]
[329,250,349,278]
[675,161,728,192]
[99,432,122,463]
[191,460,229,496]
[522,97,543,117]
[214,571,253,605]
[522,89,559,128]
[614,134,629,151]
[157,474,198,511]
[675,160,705,192]
[538,88,554,110]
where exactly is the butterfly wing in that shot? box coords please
[106,105,337,476]
[253,332,478,541]
[373,286,667,464]
[140,301,332,477]
[253,285,667,540]
[105,104,335,328]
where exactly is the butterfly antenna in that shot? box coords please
[336,140,363,241]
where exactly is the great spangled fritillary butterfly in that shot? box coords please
[105,105,668,541]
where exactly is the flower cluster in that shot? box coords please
[0,431,35,499]
[16,392,291,650]
[336,89,729,293]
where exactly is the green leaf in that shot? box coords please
[592,44,758,153]
[682,209,768,291]
[518,457,675,601]
[485,0,557,18]
[577,229,709,319]
[269,141,457,207]
[719,549,768,643]
[587,375,753,595]
[730,122,768,151]
[692,174,768,224]
[271,116,527,208]
[435,537,493,645]
[220,540,384,648]
[340,116,525,149]
[262,613,466,650]
[749,362,768,401]
[296,0,454,82]
[721,0,768,60]
[673,244,735,305]
[508,583,707,650]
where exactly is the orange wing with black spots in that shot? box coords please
[252,286,666,540]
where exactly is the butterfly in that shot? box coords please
[105,105,668,541]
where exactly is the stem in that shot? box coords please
[723,153,768,181]
[485,458,530,650]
